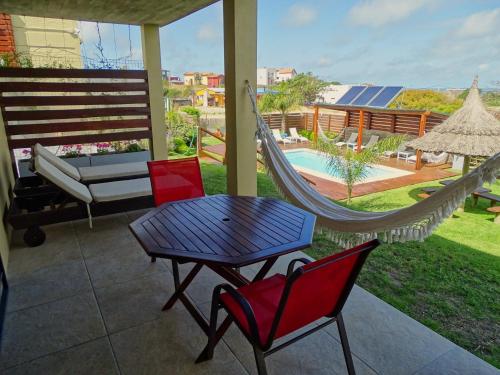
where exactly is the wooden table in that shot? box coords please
[129,194,316,360]
[486,206,500,224]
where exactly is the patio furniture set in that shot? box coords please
[9,146,380,374]
[129,157,380,375]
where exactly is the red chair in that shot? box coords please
[147,158,205,262]
[201,239,380,375]
[147,157,205,207]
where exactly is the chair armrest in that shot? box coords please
[286,258,312,277]
[213,284,260,341]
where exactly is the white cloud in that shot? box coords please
[456,8,500,38]
[317,56,333,67]
[478,63,489,71]
[348,0,434,28]
[283,4,318,27]
[196,24,220,42]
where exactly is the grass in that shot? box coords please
[200,162,500,368]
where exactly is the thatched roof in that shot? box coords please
[407,78,500,157]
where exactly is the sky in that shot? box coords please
[79,0,500,89]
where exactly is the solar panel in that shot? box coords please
[351,86,384,106]
[336,86,365,105]
[369,86,403,107]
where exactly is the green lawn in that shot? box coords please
[200,162,500,367]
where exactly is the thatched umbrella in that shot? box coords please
[408,77,500,175]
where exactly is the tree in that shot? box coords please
[390,90,463,114]
[315,136,406,203]
[276,72,328,103]
[259,90,301,133]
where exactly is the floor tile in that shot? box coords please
[85,248,167,289]
[110,305,238,375]
[74,215,141,260]
[95,271,173,333]
[7,259,91,312]
[414,346,500,375]
[236,330,376,375]
[0,292,106,370]
[8,222,81,278]
[3,337,119,375]
[339,285,455,375]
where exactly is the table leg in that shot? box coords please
[196,257,278,363]
[163,263,203,310]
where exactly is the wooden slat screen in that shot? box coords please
[344,109,447,136]
[0,67,152,150]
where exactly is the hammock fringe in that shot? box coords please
[247,82,500,247]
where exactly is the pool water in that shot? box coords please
[284,149,412,183]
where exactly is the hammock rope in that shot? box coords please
[247,83,500,246]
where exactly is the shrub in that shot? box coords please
[125,143,143,153]
[299,129,314,140]
[173,137,189,154]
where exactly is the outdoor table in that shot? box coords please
[129,194,316,360]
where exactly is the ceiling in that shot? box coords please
[0,0,218,26]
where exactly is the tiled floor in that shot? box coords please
[202,143,455,200]
[1,212,497,375]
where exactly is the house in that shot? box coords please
[257,67,278,86]
[195,87,225,107]
[207,74,224,88]
[183,72,199,85]
[0,13,82,67]
[276,67,297,83]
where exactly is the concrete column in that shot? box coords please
[223,0,257,196]
[141,24,168,160]
[0,114,14,267]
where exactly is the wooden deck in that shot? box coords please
[201,142,456,200]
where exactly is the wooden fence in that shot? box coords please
[0,67,152,151]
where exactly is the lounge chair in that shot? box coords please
[384,143,407,158]
[360,135,379,150]
[336,132,357,147]
[33,143,149,183]
[272,129,293,146]
[33,155,151,229]
[289,127,309,143]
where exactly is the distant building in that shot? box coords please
[184,71,223,86]
[0,14,82,67]
[276,68,297,83]
[257,67,278,86]
[317,85,352,104]
[167,76,183,85]
[195,88,225,107]
[183,72,199,85]
[207,74,224,88]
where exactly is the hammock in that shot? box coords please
[248,83,500,246]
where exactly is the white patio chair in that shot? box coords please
[272,129,293,146]
[336,132,358,147]
[289,128,309,143]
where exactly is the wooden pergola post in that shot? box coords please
[223,0,257,196]
[415,112,429,170]
[313,105,319,143]
[356,110,364,152]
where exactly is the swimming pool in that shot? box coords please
[284,148,413,184]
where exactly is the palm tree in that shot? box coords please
[316,136,406,203]
[259,90,301,133]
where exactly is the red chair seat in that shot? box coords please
[220,274,286,346]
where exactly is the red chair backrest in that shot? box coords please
[147,158,205,206]
[273,240,379,340]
